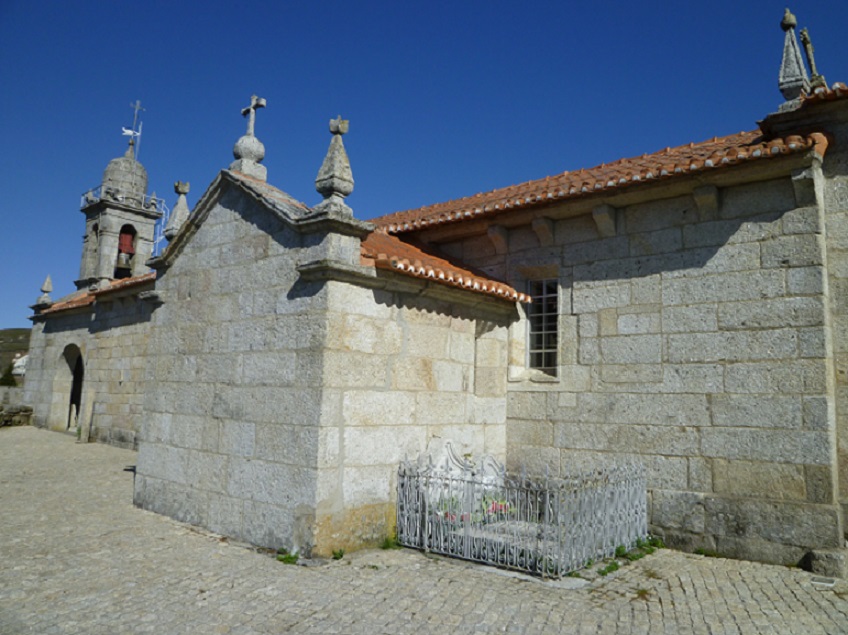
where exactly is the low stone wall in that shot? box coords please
[0,386,31,427]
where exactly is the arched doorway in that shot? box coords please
[61,344,84,432]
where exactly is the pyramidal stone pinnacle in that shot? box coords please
[314,116,354,216]
[164,181,190,241]
[778,8,810,103]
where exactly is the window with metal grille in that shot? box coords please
[527,279,558,374]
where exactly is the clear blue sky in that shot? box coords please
[1,1,846,328]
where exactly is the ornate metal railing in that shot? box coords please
[397,443,647,578]
[80,185,167,216]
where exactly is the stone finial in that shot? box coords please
[164,181,191,241]
[799,27,827,90]
[230,94,267,181]
[778,8,810,103]
[314,116,354,215]
[35,275,53,306]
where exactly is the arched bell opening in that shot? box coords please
[114,224,137,279]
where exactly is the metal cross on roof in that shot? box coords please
[241,95,266,136]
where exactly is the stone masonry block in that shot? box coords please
[652,491,707,533]
[719,178,795,219]
[572,281,631,313]
[572,392,710,426]
[415,392,468,425]
[662,270,785,306]
[704,497,842,549]
[255,424,319,467]
[554,422,699,456]
[688,457,712,492]
[629,228,682,257]
[630,275,661,304]
[342,390,415,427]
[718,297,824,330]
[802,396,831,431]
[724,360,827,394]
[507,391,547,421]
[617,312,660,334]
[666,330,797,363]
[712,459,806,500]
[804,465,835,504]
[219,420,256,458]
[701,428,831,465]
[600,335,662,364]
[761,234,824,269]
[661,305,718,334]
[710,395,803,429]
[344,426,426,467]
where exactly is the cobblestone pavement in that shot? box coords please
[1,427,847,635]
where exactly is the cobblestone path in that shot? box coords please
[1,426,847,634]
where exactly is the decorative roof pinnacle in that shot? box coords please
[778,7,810,104]
[35,275,53,307]
[314,116,354,216]
[799,27,827,89]
[164,181,191,241]
[230,94,267,181]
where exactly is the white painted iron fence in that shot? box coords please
[397,443,647,578]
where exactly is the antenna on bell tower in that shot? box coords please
[121,100,145,160]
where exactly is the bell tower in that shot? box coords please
[76,102,163,290]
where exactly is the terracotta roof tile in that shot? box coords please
[39,273,156,316]
[374,131,829,234]
[802,82,848,105]
[361,231,530,303]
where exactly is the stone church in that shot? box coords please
[23,12,848,574]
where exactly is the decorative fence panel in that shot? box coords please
[397,443,647,578]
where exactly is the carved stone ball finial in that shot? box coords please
[230,94,268,181]
[781,8,797,31]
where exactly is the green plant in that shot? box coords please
[598,561,620,576]
[381,534,401,550]
[615,545,627,558]
[634,588,650,600]
[275,548,298,564]
[694,547,721,558]
[332,548,345,560]
[643,568,661,580]
[647,535,665,549]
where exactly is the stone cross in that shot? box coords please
[799,27,826,89]
[241,95,267,136]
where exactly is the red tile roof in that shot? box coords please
[374,131,829,235]
[802,82,848,105]
[38,273,156,316]
[361,231,530,303]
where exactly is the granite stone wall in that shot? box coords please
[24,298,153,449]
[314,281,509,553]
[442,166,844,566]
[133,181,512,557]
[134,190,326,554]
